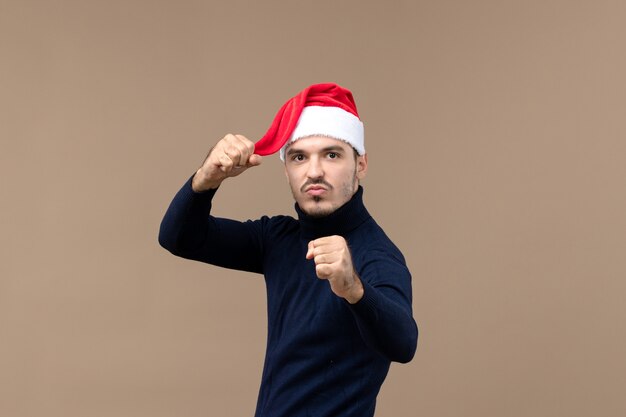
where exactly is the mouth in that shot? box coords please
[304,185,328,197]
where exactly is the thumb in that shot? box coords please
[306,241,315,260]
[247,154,263,167]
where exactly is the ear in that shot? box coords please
[356,153,368,180]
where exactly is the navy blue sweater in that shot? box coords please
[159,179,418,417]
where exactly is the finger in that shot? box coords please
[220,134,244,166]
[247,154,262,167]
[314,252,339,266]
[234,134,255,152]
[218,152,234,173]
[233,134,256,165]
[310,243,341,258]
[312,235,343,249]
[315,263,332,279]
[233,142,251,167]
[222,145,244,168]
[306,239,330,259]
[222,133,240,151]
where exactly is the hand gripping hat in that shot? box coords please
[254,83,365,160]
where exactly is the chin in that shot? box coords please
[305,207,335,218]
[300,200,335,218]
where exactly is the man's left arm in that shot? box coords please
[307,236,418,363]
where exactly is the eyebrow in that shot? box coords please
[286,145,346,156]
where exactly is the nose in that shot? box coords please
[306,155,324,179]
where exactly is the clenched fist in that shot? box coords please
[192,134,262,192]
[306,236,364,304]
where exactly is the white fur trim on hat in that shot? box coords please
[279,106,365,161]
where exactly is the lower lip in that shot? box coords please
[306,188,327,196]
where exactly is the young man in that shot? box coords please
[159,83,418,417]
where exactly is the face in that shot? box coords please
[284,136,368,218]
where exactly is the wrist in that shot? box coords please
[345,274,364,304]
[192,168,222,192]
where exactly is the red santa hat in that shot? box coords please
[254,83,365,160]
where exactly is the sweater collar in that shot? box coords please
[295,186,371,239]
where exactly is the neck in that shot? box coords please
[296,186,371,239]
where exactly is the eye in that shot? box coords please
[291,154,305,162]
[327,152,338,159]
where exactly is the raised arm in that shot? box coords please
[158,134,266,273]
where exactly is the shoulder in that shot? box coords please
[350,217,408,266]
[252,214,299,237]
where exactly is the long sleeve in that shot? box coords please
[348,246,418,364]
[159,180,416,416]
[158,177,265,274]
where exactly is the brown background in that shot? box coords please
[1,1,625,416]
